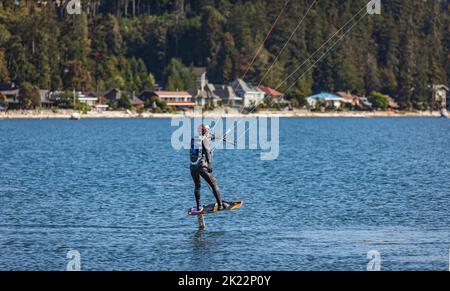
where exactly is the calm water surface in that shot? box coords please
[0,118,449,270]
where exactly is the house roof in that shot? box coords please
[336,91,360,100]
[131,96,144,105]
[1,89,52,103]
[307,92,343,101]
[0,83,17,91]
[235,79,262,94]
[259,85,284,97]
[82,91,107,98]
[206,83,216,92]
[155,91,192,98]
[104,89,121,100]
[188,88,207,98]
[213,85,237,100]
[138,91,154,98]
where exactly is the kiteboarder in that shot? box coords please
[190,124,225,213]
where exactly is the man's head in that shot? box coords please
[197,124,211,136]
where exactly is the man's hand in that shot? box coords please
[207,167,213,173]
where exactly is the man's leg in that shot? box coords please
[199,168,223,209]
[190,168,201,210]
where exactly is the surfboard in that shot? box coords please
[188,200,244,216]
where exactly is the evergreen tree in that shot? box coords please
[0,0,447,110]
[164,58,195,91]
[0,49,10,83]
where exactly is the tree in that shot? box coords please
[369,91,390,110]
[63,60,89,90]
[53,91,76,109]
[143,73,156,91]
[118,94,132,110]
[18,82,40,109]
[0,49,10,83]
[164,58,195,91]
[365,52,381,95]
[0,92,8,109]
[0,23,11,46]
[201,5,225,66]
[5,36,35,85]
[145,95,168,112]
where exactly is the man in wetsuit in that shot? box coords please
[190,124,225,213]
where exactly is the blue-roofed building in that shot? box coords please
[306,92,344,109]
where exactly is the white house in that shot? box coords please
[231,79,265,107]
[142,91,195,109]
[307,92,344,108]
[77,92,98,107]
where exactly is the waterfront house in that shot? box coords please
[77,92,98,107]
[138,91,154,103]
[0,83,18,109]
[39,90,54,108]
[0,88,53,109]
[336,91,360,106]
[231,79,265,107]
[102,89,143,110]
[139,91,195,109]
[104,88,121,102]
[0,89,20,110]
[213,85,242,107]
[130,95,145,110]
[387,96,399,109]
[49,90,108,111]
[358,97,373,109]
[189,72,221,107]
[336,91,372,110]
[259,85,289,106]
[306,92,344,109]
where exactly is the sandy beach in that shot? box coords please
[0,109,443,120]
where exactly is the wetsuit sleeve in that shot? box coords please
[203,138,212,169]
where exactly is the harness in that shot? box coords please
[190,135,207,166]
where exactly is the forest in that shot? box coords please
[0,0,449,109]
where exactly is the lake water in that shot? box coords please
[0,118,449,271]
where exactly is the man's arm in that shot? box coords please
[211,134,237,147]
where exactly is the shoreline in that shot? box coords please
[0,109,444,120]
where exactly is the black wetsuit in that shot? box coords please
[190,135,222,210]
